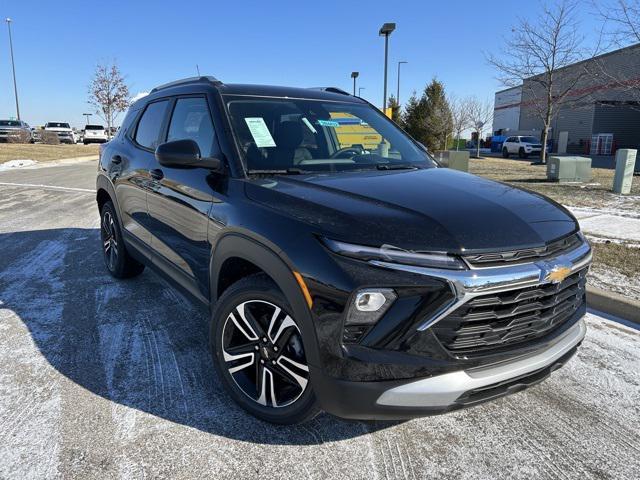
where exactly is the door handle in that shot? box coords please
[111,154,122,165]
[150,168,164,180]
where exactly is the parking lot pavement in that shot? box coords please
[1,162,639,480]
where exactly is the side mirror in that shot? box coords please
[155,139,223,171]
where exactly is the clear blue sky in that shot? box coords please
[0,0,603,127]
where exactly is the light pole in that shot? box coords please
[396,61,407,104]
[6,18,20,121]
[379,22,396,111]
[350,71,359,95]
[358,87,365,97]
[83,113,92,125]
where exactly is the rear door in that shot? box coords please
[114,99,171,251]
[146,95,219,302]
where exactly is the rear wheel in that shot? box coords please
[100,201,145,278]
[518,147,528,159]
[502,147,509,158]
[210,274,320,424]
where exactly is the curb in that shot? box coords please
[587,285,640,326]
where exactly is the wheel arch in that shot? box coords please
[96,175,124,225]
[209,232,321,367]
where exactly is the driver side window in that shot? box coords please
[167,97,216,157]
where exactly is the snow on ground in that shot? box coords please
[589,266,640,299]
[0,159,38,171]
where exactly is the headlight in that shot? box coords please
[322,238,466,270]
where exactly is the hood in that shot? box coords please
[244,168,578,254]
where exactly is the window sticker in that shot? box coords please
[318,119,340,128]
[244,117,276,147]
[302,117,317,134]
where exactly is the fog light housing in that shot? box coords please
[346,288,397,325]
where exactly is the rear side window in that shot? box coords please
[135,100,170,149]
[167,97,216,157]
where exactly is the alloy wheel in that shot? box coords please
[222,300,309,408]
[101,210,118,271]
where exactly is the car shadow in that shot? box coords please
[0,227,400,445]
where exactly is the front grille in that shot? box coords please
[433,267,587,353]
[463,233,581,268]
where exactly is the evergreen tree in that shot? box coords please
[423,78,453,151]
[401,90,428,144]
[399,80,453,151]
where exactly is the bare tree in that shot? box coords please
[487,0,595,163]
[595,0,640,45]
[88,62,130,139]
[448,95,472,151]
[467,97,493,158]
[592,0,640,106]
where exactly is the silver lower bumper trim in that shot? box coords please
[376,318,586,407]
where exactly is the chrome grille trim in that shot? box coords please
[369,237,591,333]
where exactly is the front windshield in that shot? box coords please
[225,96,436,173]
[520,136,539,143]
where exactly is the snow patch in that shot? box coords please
[0,159,38,171]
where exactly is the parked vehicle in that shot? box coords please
[96,77,591,424]
[44,122,75,144]
[502,135,542,158]
[0,119,33,143]
[83,124,108,144]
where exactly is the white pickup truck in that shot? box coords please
[44,122,75,144]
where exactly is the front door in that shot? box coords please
[146,96,220,302]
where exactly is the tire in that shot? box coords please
[210,273,320,424]
[100,201,145,279]
[518,148,528,159]
[502,147,509,158]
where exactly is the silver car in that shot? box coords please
[0,119,33,143]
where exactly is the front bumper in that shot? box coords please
[308,235,591,419]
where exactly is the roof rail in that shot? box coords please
[308,87,352,96]
[150,76,222,93]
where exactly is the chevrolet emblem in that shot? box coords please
[544,265,572,284]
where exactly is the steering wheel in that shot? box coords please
[329,146,364,159]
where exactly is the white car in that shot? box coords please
[83,124,108,144]
[502,135,542,159]
[44,122,75,144]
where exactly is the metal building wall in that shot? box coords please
[515,44,640,152]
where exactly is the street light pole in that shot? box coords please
[379,23,396,112]
[351,71,359,96]
[6,18,20,121]
[83,113,92,125]
[358,87,365,97]
[397,61,407,105]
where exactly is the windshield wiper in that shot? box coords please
[247,168,308,175]
[376,164,418,170]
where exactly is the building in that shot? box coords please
[493,43,640,154]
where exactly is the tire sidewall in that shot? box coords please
[210,275,318,424]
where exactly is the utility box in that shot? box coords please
[547,156,592,183]
[613,149,637,194]
[447,150,469,172]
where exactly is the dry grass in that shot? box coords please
[469,157,640,214]
[0,143,100,163]
[591,241,640,278]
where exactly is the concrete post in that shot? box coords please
[613,149,637,194]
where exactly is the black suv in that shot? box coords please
[96,76,591,424]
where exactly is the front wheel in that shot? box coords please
[518,148,528,159]
[210,274,320,424]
